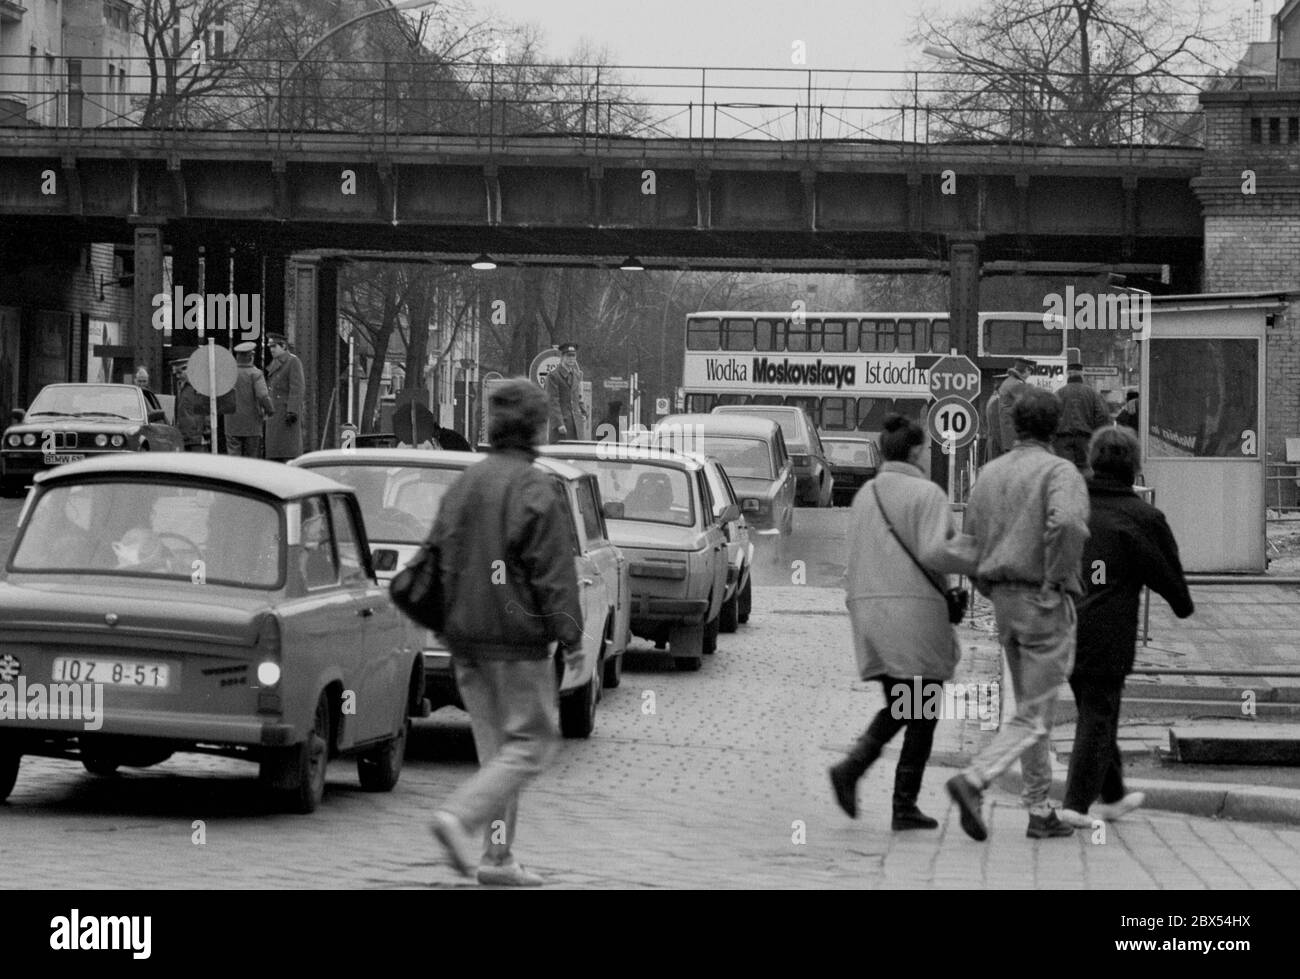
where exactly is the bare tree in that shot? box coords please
[911,0,1243,146]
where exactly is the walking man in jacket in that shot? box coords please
[1057,427,1193,827]
[171,356,211,452]
[226,341,274,458]
[264,333,305,462]
[947,386,1091,841]
[1053,362,1112,469]
[547,342,587,443]
[429,378,584,887]
[996,357,1037,453]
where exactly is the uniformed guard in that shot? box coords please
[227,341,274,458]
[264,333,305,462]
[546,342,587,443]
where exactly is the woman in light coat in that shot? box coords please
[830,414,979,830]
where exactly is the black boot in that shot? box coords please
[829,733,883,819]
[891,765,939,830]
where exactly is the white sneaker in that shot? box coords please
[477,861,544,887]
[430,810,476,878]
[1057,807,1096,828]
[1092,792,1145,822]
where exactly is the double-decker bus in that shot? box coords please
[680,310,1069,433]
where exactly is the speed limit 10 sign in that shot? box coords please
[927,395,979,450]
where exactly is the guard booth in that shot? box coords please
[1140,294,1281,573]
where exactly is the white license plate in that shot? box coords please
[47,454,85,464]
[51,657,171,689]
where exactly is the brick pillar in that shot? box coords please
[131,224,165,384]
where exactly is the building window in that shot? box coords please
[1250,117,1262,143]
[1290,118,1298,144]
[1270,117,1281,144]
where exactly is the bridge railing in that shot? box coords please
[0,55,1221,155]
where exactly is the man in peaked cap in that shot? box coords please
[996,356,1038,454]
[227,341,274,458]
[264,333,305,462]
[546,342,587,443]
[170,350,212,452]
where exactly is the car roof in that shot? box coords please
[34,382,141,392]
[713,404,805,419]
[295,447,589,483]
[293,448,483,470]
[821,432,877,442]
[538,443,704,471]
[35,453,349,500]
[656,414,780,437]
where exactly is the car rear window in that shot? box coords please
[10,481,282,587]
[304,464,459,543]
[557,458,695,528]
[825,440,879,467]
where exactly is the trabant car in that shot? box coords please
[292,448,631,738]
[2,384,184,497]
[0,454,420,813]
[712,404,832,507]
[539,443,732,672]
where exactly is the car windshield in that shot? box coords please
[718,408,802,446]
[685,437,772,479]
[27,386,142,421]
[305,464,459,543]
[825,440,878,466]
[10,481,282,587]
[556,458,694,527]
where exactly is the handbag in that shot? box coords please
[870,482,969,624]
[390,539,447,633]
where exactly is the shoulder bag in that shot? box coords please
[390,539,446,633]
[870,481,969,624]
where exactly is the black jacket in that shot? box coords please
[1075,476,1194,676]
[429,445,583,659]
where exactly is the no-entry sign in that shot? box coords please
[928,355,981,401]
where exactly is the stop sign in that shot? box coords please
[928,354,981,401]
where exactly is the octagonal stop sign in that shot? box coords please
[928,354,981,402]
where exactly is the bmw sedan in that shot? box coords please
[292,448,631,739]
[0,455,421,814]
[1,384,184,497]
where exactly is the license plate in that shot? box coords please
[47,454,85,464]
[51,657,171,689]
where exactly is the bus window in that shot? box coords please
[786,317,808,352]
[822,319,849,353]
[752,395,784,406]
[755,319,780,351]
[860,319,896,353]
[893,398,927,423]
[723,318,755,351]
[930,318,950,353]
[821,397,852,430]
[896,319,921,353]
[687,317,720,351]
[983,318,1063,357]
[785,396,819,427]
[685,393,717,413]
[856,398,892,430]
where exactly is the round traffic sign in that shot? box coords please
[927,395,979,449]
[928,354,981,401]
[186,344,238,397]
[529,347,561,389]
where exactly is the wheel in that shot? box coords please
[260,691,331,814]
[602,650,623,689]
[737,576,753,624]
[357,719,407,792]
[703,613,719,654]
[82,754,120,777]
[155,531,204,568]
[559,652,601,739]
[0,747,20,801]
[719,587,739,633]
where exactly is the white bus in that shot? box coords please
[680,310,1069,432]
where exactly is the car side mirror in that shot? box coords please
[148,409,166,423]
[602,500,625,521]
[717,503,739,523]
[10,409,23,423]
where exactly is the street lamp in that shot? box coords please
[276,0,439,124]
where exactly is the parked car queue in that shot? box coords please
[0,437,761,815]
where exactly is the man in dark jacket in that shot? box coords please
[428,378,584,887]
[547,342,587,442]
[264,333,305,462]
[171,356,212,451]
[1053,362,1112,469]
[996,357,1036,453]
[1058,426,1193,828]
[1115,389,1140,433]
[983,374,1006,462]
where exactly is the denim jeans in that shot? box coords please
[1063,674,1127,813]
[442,657,559,866]
[966,585,1076,811]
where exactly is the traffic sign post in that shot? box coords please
[927,395,979,451]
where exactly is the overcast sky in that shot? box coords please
[477,0,1275,70]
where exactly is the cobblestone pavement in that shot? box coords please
[2,536,1298,888]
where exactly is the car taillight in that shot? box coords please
[256,614,282,713]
